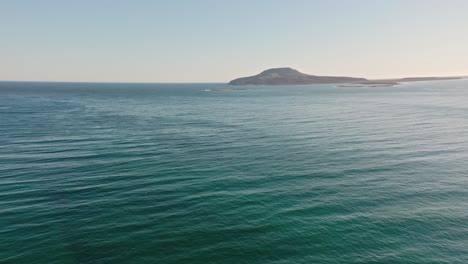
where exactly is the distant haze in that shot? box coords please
[1,0,468,83]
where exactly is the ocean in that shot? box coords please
[1,80,468,263]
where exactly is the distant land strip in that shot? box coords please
[228,67,463,86]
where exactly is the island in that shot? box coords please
[229,68,367,85]
[228,67,463,86]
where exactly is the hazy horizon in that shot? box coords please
[1,0,468,83]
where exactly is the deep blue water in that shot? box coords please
[1,80,468,263]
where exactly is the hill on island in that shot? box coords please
[228,68,368,85]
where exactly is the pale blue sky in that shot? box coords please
[1,0,467,82]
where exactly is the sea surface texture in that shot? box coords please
[1,81,468,263]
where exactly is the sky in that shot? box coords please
[1,0,468,83]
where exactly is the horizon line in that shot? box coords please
[0,80,228,85]
[1,74,467,85]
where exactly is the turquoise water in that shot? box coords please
[1,80,468,263]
